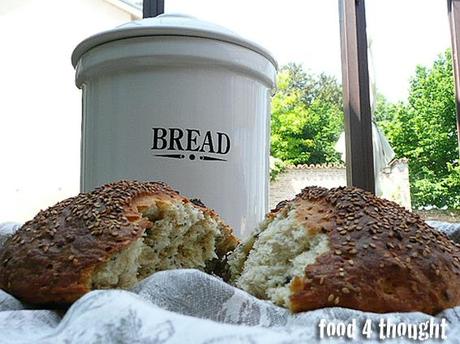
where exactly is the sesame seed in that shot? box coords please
[348,248,358,255]
[328,294,334,302]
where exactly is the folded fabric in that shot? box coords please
[0,221,459,343]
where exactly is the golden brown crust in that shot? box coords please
[283,186,460,315]
[0,180,238,306]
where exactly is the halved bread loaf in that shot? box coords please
[229,186,460,314]
[0,180,238,305]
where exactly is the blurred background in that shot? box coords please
[1,0,457,222]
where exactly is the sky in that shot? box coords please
[155,0,452,102]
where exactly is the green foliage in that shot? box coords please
[271,64,344,165]
[271,54,460,209]
[382,50,460,208]
[269,157,287,181]
[374,94,404,129]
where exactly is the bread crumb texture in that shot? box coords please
[92,199,220,289]
[229,204,329,308]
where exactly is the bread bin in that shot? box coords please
[71,14,277,237]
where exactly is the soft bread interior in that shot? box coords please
[91,199,221,289]
[228,206,329,308]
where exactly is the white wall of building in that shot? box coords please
[0,0,138,222]
[270,160,411,211]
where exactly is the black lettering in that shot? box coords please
[151,128,168,150]
[216,132,231,154]
[186,129,200,151]
[168,128,184,150]
[199,131,215,153]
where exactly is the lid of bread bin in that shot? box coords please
[71,13,278,69]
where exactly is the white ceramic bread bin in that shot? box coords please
[72,14,277,237]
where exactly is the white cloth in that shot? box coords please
[335,122,395,196]
[1,222,460,343]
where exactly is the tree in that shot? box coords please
[271,64,344,165]
[374,93,402,127]
[383,50,460,208]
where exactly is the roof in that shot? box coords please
[285,158,408,170]
[119,0,142,10]
[105,0,142,18]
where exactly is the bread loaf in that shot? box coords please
[229,186,460,314]
[0,180,238,305]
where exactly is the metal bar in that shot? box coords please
[338,0,375,193]
[448,0,460,155]
[143,0,165,18]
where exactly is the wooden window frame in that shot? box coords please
[143,0,164,18]
[339,0,375,193]
[448,0,460,155]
